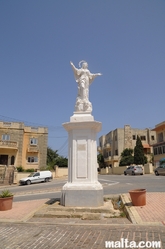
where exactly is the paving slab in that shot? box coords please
[0,192,164,226]
[121,192,165,226]
[0,192,165,248]
[0,222,164,249]
[0,199,48,222]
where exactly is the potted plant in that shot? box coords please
[129,189,146,206]
[0,189,14,211]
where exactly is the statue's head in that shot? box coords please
[82,62,88,69]
[79,60,88,69]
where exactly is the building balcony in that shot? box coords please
[104,156,112,162]
[152,141,165,147]
[105,143,111,148]
[104,155,119,161]
[112,155,119,161]
[97,146,102,152]
[0,140,18,149]
[27,145,39,152]
[103,143,111,150]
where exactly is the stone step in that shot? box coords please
[33,199,121,220]
[34,210,121,219]
[47,205,117,214]
[46,199,117,214]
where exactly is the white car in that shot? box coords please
[19,171,52,185]
[124,166,143,175]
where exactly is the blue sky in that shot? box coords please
[0,0,165,157]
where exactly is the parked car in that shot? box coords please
[124,166,143,175]
[19,171,52,185]
[154,165,165,176]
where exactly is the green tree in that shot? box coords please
[47,147,59,168]
[119,148,134,166]
[47,147,68,169]
[134,136,147,165]
[54,156,68,167]
[97,153,105,168]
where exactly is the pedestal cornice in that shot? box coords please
[63,120,102,132]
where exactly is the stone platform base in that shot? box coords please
[33,198,121,220]
[60,183,103,207]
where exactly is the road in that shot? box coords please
[3,174,165,202]
[99,174,165,195]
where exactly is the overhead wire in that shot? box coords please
[0,114,63,130]
[0,114,68,153]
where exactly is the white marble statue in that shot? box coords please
[70,60,102,112]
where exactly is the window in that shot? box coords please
[108,138,111,143]
[158,147,162,154]
[154,148,157,155]
[11,156,15,165]
[140,136,146,141]
[132,135,136,140]
[2,134,10,140]
[30,138,38,145]
[163,146,165,154]
[158,133,163,143]
[151,135,155,140]
[115,150,118,156]
[33,172,40,177]
[27,157,38,163]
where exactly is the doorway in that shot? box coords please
[0,155,8,165]
[11,156,15,165]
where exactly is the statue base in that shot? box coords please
[61,182,103,207]
[61,113,103,207]
[70,112,94,122]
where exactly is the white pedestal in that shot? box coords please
[61,113,103,207]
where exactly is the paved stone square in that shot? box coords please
[0,223,164,249]
[133,193,165,224]
[0,199,48,222]
[0,192,165,248]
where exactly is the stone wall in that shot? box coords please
[100,163,154,175]
[12,167,68,184]
[100,166,127,175]
[54,166,68,178]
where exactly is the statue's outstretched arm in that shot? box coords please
[94,73,102,76]
[89,73,102,85]
[70,61,78,74]
[70,61,81,78]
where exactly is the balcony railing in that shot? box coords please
[105,143,110,148]
[27,145,39,152]
[97,146,102,152]
[104,155,119,162]
[104,156,112,162]
[103,143,111,150]
[0,140,18,149]
[112,155,119,161]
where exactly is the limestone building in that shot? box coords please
[152,121,165,166]
[98,125,156,167]
[0,121,48,170]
